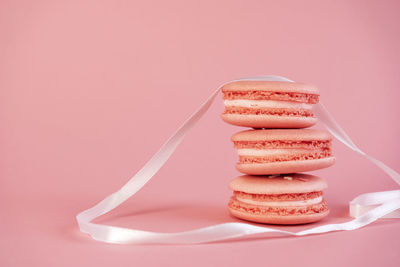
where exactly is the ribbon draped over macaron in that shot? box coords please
[76,76,400,244]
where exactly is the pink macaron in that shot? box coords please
[232,129,335,175]
[228,174,329,224]
[221,80,319,128]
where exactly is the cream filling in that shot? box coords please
[236,196,323,207]
[224,99,312,110]
[238,148,314,157]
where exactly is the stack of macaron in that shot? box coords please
[221,80,335,224]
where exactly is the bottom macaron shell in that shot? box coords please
[228,206,329,225]
[221,114,317,128]
[228,196,329,225]
[236,157,335,175]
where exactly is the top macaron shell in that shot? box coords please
[231,128,332,142]
[222,81,319,94]
[229,174,328,195]
[221,81,320,129]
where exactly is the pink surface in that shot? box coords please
[1,0,400,266]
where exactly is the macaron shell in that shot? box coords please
[229,173,327,194]
[231,129,333,142]
[221,81,319,95]
[228,205,329,225]
[236,157,335,175]
[221,114,317,129]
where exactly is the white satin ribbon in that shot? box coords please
[76,75,400,244]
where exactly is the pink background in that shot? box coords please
[1,0,400,266]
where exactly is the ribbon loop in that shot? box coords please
[76,76,400,244]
